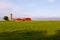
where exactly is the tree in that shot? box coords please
[3,16,9,21]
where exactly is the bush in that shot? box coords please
[3,16,9,21]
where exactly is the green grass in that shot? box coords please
[0,21,60,40]
[0,21,60,35]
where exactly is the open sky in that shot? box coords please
[0,0,60,18]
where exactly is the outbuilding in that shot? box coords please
[15,18,22,21]
[24,18,31,21]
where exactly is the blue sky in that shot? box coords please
[0,0,60,18]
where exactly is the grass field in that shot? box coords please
[0,21,60,40]
[0,21,60,35]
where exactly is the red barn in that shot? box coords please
[15,18,22,21]
[24,18,31,21]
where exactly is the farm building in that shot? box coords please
[23,18,31,21]
[15,18,22,21]
[9,13,32,21]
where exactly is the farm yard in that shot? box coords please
[0,21,60,40]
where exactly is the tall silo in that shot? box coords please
[10,13,13,21]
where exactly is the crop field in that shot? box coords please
[0,21,60,40]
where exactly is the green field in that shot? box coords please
[0,21,60,40]
[0,21,60,35]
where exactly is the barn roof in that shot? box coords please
[24,18,31,20]
[15,18,22,20]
